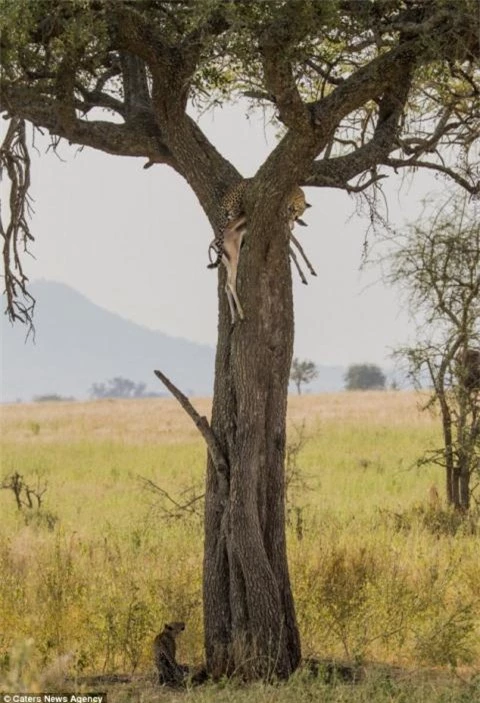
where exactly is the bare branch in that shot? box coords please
[0,118,35,331]
[75,86,125,117]
[153,369,229,495]
[383,156,480,195]
[138,475,204,520]
[305,58,344,87]
[398,105,454,156]
[1,471,47,511]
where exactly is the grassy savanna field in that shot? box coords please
[1,391,480,702]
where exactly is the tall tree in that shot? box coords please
[1,0,479,680]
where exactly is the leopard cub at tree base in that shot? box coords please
[153,621,188,686]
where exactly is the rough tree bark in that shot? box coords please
[204,206,299,678]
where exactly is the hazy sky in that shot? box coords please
[2,104,442,367]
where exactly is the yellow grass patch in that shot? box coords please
[1,391,478,687]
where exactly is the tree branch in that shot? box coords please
[106,2,171,65]
[304,54,415,189]
[2,5,240,233]
[259,29,310,129]
[0,118,35,331]
[138,475,204,520]
[310,39,418,135]
[75,62,125,117]
[0,85,179,170]
[252,30,421,205]
[106,2,240,222]
[75,86,125,117]
[306,73,479,194]
[383,156,479,195]
[305,58,344,87]
[153,369,230,495]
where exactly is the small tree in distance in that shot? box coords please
[90,377,148,400]
[290,358,318,395]
[345,364,386,391]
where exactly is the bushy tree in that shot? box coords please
[344,364,386,391]
[90,377,147,399]
[290,357,318,395]
[387,193,480,511]
[1,0,479,680]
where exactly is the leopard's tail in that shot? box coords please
[207,240,222,269]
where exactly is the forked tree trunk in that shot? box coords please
[203,211,301,679]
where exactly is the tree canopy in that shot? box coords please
[1,0,479,326]
[344,363,386,390]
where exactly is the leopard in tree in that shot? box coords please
[207,179,317,322]
[207,179,312,268]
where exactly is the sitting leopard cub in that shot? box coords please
[153,621,188,686]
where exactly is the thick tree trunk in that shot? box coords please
[203,212,301,679]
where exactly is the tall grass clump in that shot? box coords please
[292,525,480,667]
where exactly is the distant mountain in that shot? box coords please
[1,280,215,402]
[1,280,348,403]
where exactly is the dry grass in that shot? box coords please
[1,390,434,444]
[287,389,436,427]
[1,390,479,701]
[1,396,213,445]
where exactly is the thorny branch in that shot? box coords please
[0,118,35,332]
[138,475,204,520]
